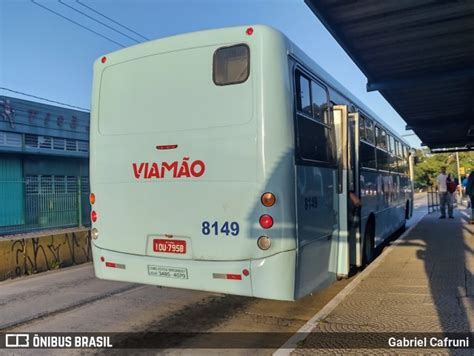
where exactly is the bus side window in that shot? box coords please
[365,118,375,144]
[359,116,367,141]
[376,127,387,151]
[404,145,410,175]
[295,71,335,164]
[311,81,329,124]
[360,141,376,169]
[296,73,312,117]
[395,140,404,173]
[388,135,397,172]
[360,116,376,169]
[375,126,389,171]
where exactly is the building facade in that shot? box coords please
[0,95,90,235]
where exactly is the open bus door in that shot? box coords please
[348,111,362,269]
[332,106,361,278]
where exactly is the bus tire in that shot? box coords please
[362,218,375,266]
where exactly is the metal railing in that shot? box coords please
[427,186,439,213]
[0,178,90,236]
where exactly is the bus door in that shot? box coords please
[333,106,361,277]
[348,112,362,268]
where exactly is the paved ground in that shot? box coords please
[292,206,474,354]
[1,194,428,355]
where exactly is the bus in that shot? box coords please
[90,25,413,301]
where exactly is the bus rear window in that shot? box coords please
[213,44,250,85]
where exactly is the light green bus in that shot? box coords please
[90,25,413,301]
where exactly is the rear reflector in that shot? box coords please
[212,273,242,280]
[156,145,178,150]
[105,262,126,269]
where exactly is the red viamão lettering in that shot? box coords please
[132,157,206,180]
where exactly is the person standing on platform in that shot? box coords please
[465,171,474,223]
[436,167,453,219]
[463,174,470,207]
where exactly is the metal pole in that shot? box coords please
[77,176,82,227]
[456,152,461,183]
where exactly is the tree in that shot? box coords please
[413,150,474,188]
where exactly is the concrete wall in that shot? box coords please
[0,229,91,281]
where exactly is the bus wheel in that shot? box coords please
[362,220,375,266]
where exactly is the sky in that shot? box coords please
[0,0,421,147]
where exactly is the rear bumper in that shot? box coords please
[92,243,296,301]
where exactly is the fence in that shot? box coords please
[427,186,439,213]
[0,177,90,236]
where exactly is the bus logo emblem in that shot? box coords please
[132,157,206,179]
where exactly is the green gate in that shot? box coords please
[0,158,25,228]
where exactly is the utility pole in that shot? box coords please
[456,152,461,183]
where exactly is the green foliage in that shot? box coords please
[49,259,61,270]
[413,150,474,188]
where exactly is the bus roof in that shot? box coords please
[96,24,410,147]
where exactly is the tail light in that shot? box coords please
[91,210,97,222]
[261,192,276,207]
[91,227,99,239]
[89,193,96,205]
[259,214,273,229]
[257,236,271,250]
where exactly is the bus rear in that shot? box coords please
[90,26,297,300]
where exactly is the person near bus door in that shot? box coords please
[465,171,474,223]
[463,174,470,207]
[436,167,454,219]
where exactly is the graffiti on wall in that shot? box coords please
[0,98,16,128]
[2,230,91,280]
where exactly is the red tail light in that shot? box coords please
[259,214,273,229]
[91,210,97,222]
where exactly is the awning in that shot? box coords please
[305,0,474,149]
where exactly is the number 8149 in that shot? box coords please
[201,221,239,236]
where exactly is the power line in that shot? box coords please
[0,88,90,112]
[58,0,141,44]
[30,0,126,48]
[76,0,150,41]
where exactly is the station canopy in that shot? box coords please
[305,0,474,151]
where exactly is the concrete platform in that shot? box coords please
[292,208,474,353]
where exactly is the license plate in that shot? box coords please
[148,265,188,279]
[153,239,186,254]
